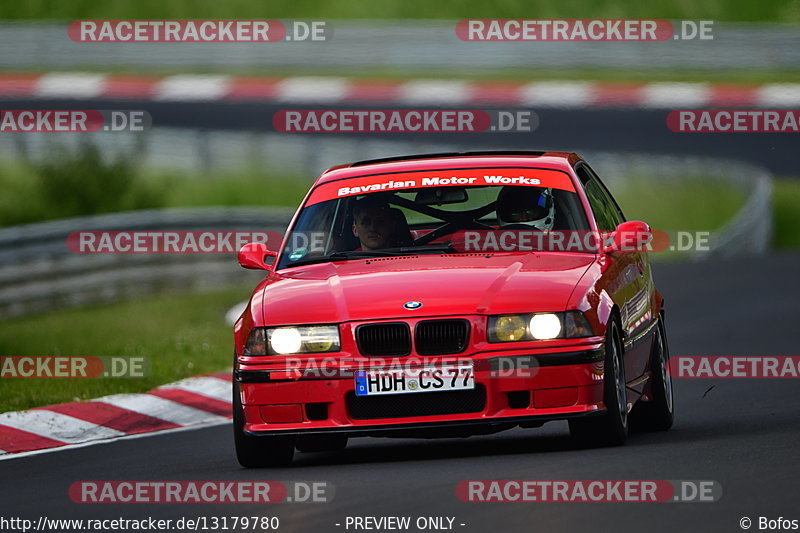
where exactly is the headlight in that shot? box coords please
[529,313,562,340]
[244,325,340,355]
[244,327,267,355]
[270,328,303,354]
[488,311,594,342]
[564,311,594,338]
[492,315,528,341]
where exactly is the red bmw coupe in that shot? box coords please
[232,151,674,467]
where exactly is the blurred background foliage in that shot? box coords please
[1,0,798,22]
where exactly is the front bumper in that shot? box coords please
[236,343,606,438]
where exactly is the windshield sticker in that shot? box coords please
[288,247,308,261]
[306,168,575,206]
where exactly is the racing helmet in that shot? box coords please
[495,186,555,230]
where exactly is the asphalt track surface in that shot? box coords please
[1,99,797,174]
[1,252,799,533]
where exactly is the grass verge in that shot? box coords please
[613,177,746,232]
[1,158,746,232]
[0,286,251,413]
[773,178,800,248]
[146,168,312,209]
[1,0,798,22]
[0,160,312,227]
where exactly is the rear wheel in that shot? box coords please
[569,319,628,447]
[233,380,294,468]
[295,435,349,453]
[630,316,674,431]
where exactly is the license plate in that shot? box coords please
[354,363,474,396]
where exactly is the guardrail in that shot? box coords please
[701,159,773,258]
[0,207,294,318]
[0,154,773,318]
[586,153,774,258]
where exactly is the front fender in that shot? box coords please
[566,258,616,338]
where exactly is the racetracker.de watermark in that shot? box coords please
[278,230,709,259]
[449,230,709,254]
[1,516,279,532]
[0,356,149,378]
[273,109,538,133]
[457,480,721,502]
[67,231,283,254]
[251,357,565,380]
[669,356,800,378]
[668,110,800,132]
[68,20,329,42]
[0,110,150,132]
[456,19,713,41]
[69,481,333,503]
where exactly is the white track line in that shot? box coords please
[157,376,231,403]
[640,82,711,108]
[398,80,471,105]
[275,76,348,102]
[96,393,228,425]
[0,410,123,443]
[35,72,107,99]
[0,419,230,461]
[154,74,231,101]
[16,74,800,108]
[519,81,593,108]
[757,83,800,106]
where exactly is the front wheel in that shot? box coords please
[233,380,294,468]
[630,316,674,431]
[569,319,628,447]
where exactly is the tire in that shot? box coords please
[630,316,674,431]
[232,380,294,468]
[295,435,349,453]
[569,319,628,447]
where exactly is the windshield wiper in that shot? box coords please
[329,244,459,258]
[286,245,459,268]
[286,250,409,268]
[328,250,407,260]
[402,244,459,254]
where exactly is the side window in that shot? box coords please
[576,166,619,231]
[582,164,626,224]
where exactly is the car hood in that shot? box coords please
[259,253,595,324]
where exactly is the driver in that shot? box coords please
[351,197,400,251]
[495,186,555,230]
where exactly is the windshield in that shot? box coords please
[277,167,591,269]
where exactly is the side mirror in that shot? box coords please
[238,242,278,270]
[603,221,652,254]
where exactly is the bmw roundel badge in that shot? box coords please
[403,301,423,310]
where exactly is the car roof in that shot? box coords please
[314,151,584,186]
